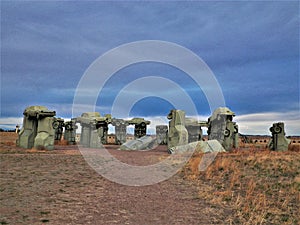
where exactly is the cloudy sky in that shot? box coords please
[1,1,299,135]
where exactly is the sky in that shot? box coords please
[0,1,299,135]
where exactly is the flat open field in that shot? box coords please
[0,133,299,224]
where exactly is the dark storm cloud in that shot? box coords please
[1,1,299,135]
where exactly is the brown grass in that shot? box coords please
[55,139,69,145]
[289,143,300,152]
[183,149,300,224]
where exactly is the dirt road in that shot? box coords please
[0,141,228,224]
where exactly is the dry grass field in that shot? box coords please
[184,149,300,224]
[0,132,299,224]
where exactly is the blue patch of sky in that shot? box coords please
[1,1,299,119]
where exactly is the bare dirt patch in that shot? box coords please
[0,133,228,225]
[1,133,299,224]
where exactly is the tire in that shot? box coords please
[234,127,238,134]
[65,124,71,130]
[52,121,59,129]
[224,129,230,137]
[273,126,282,134]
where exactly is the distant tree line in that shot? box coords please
[0,128,16,132]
